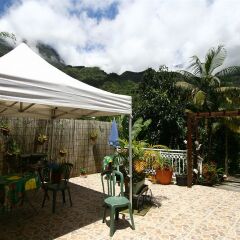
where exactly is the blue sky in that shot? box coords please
[86,2,119,21]
[0,0,240,73]
[0,0,13,15]
[0,0,119,20]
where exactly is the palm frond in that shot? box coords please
[178,70,201,87]
[211,76,221,87]
[131,118,152,141]
[178,70,196,79]
[222,118,240,133]
[205,45,226,74]
[216,66,240,78]
[189,56,204,77]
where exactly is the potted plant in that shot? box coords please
[80,167,87,177]
[0,123,10,136]
[154,154,173,185]
[176,172,188,186]
[199,162,218,186]
[89,130,98,143]
[119,140,147,194]
[59,148,67,157]
[36,133,48,145]
[143,149,158,183]
[5,139,21,156]
[174,160,188,186]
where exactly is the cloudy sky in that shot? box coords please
[0,0,240,73]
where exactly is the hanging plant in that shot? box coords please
[59,148,67,157]
[36,133,48,145]
[89,130,98,141]
[0,123,10,136]
[5,140,21,156]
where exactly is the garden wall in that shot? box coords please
[0,118,113,176]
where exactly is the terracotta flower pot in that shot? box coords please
[156,168,173,185]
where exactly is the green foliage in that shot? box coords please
[0,121,10,130]
[37,42,65,68]
[6,139,21,156]
[199,162,220,185]
[63,66,107,87]
[116,116,151,142]
[211,124,240,174]
[80,167,87,174]
[131,118,152,141]
[0,38,13,57]
[178,45,240,111]
[135,66,188,147]
[118,117,150,183]
[155,154,172,170]
[178,46,240,168]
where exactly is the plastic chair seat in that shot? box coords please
[104,196,129,207]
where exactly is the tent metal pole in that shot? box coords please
[129,114,133,206]
[49,119,54,161]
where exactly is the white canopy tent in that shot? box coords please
[0,43,133,203]
[0,43,131,118]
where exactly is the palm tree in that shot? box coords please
[177,45,240,164]
[177,45,240,111]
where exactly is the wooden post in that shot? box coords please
[187,113,193,187]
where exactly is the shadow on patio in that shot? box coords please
[0,182,105,240]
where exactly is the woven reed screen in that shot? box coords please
[0,117,114,176]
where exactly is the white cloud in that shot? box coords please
[0,0,240,73]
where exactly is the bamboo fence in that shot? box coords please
[0,117,114,176]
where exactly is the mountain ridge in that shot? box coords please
[0,39,144,94]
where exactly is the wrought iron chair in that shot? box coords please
[42,163,73,213]
[101,170,135,237]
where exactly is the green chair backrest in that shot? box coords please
[101,170,124,197]
[102,154,123,172]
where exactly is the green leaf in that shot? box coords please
[216,66,240,78]
[205,45,226,74]
[193,90,206,107]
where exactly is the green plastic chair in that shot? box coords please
[101,170,135,237]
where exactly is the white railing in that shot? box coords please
[143,148,187,175]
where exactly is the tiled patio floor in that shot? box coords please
[0,173,240,240]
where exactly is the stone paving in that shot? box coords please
[0,173,240,240]
[214,176,240,193]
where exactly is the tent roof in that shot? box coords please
[0,43,132,119]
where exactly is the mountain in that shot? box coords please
[0,38,13,56]
[1,39,239,97]
[36,42,65,68]
[0,39,144,95]
[0,39,65,68]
